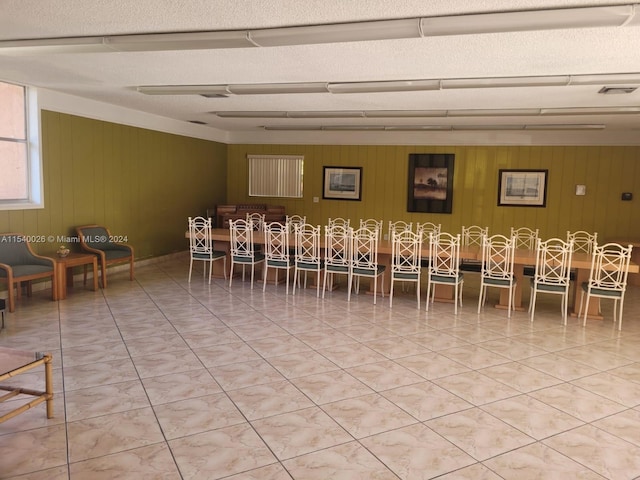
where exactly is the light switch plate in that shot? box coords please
[575,184,586,195]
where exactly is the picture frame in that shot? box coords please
[498,169,548,207]
[407,153,455,214]
[323,166,362,201]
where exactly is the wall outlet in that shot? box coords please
[575,184,586,195]
[313,197,319,203]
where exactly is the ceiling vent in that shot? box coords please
[598,86,638,94]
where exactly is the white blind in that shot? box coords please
[248,154,303,198]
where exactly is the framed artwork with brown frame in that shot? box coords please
[407,153,455,214]
[323,166,362,201]
[498,169,548,207]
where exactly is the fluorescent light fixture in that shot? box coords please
[451,124,525,130]
[420,5,633,36]
[0,36,112,54]
[328,79,440,94]
[226,83,328,95]
[249,19,421,47]
[524,124,606,130]
[540,106,640,115]
[214,111,288,118]
[441,76,570,89]
[104,31,254,51]
[447,108,542,116]
[137,85,230,95]
[365,110,448,118]
[569,73,640,85]
[263,125,323,131]
[287,111,364,118]
[383,125,453,131]
[321,125,386,131]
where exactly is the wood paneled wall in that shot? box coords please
[228,144,640,241]
[0,111,227,259]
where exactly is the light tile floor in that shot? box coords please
[2,257,640,479]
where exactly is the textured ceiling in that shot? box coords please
[1,0,640,138]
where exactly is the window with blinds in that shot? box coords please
[248,154,303,198]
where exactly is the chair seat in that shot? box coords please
[581,281,623,298]
[430,272,464,284]
[192,251,226,260]
[483,276,514,287]
[0,264,54,277]
[393,271,420,280]
[233,253,265,263]
[326,264,349,273]
[353,265,385,276]
[267,258,294,268]
[297,260,324,269]
[530,278,566,293]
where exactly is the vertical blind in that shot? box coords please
[248,154,303,198]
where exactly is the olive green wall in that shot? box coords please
[228,144,640,241]
[0,110,227,259]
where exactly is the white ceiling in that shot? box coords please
[2,0,640,142]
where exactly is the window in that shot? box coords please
[0,81,42,209]
[248,154,303,198]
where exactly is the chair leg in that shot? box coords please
[188,258,194,283]
[8,283,16,313]
[263,264,268,292]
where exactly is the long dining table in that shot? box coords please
[187,228,638,319]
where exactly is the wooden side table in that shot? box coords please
[46,252,99,300]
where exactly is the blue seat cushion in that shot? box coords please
[430,272,464,283]
[353,265,386,276]
[267,258,293,268]
[394,271,420,280]
[581,281,623,298]
[484,276,514,287]
[0,264,53,277]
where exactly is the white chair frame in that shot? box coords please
[322,224,352,298]
[511,227,539,250]
[292,224,323,297]
[461,225,488,272]
[390,230,422,309]
[188,216,227,284]
[567,230,598,254]
[229,219,265,289]
[246,212,266,232]
[425,232,463,314]
[478,234,516,317]
[359,218,383,240]
[348,227,386,304]
[286,215,307,233]
[529,238,573,324]
[579,242,632,330]
[263,222,294,294]
[388,220,413,239]
[327,217,350,229]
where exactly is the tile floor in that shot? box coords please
[2,256,640,479]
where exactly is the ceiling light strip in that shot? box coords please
[1,4,637,54]
[263,124,606,131]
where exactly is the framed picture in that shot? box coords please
[323,166,362,201]
[407,153,455,214]
[498,169,548,207]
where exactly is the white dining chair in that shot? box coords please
[426,232,463,314]
[323,224,352,298]
[229,219,265,289]
[529,237,573,324]
[348,227,385,305]
[292,223,323,297]
[263,222,294,294]
[478,234,516,317]
[390,230,422,309]
[188,216,227,284]
[579,242,632,330]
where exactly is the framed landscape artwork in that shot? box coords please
[498,169,548,207]
[407,153,455,214]
[323,166,362,201]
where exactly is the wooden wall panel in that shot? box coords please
[228,143,640,241]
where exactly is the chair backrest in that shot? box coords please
[481,234,516,279]
[188,216,214,257]
[324,224,352,269]
[388,221,413,238]
[534,237,573,286]
[264,222,290,262]
[392,230,422,275]
[229,219,256,259]
[285,215,306,233]
[587,242,632,292]
[246,212,266,232]
[359,218,383,240]
[511,227,539,250]
[567,230,598,254]
[328,217,350,229]
[461,225,488,247]
[351,227,380,269]
[294,223,322,264]
[429,232,461,277]
[77,225,113,249]
[0,233,48,267]
[417,222,441,245]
